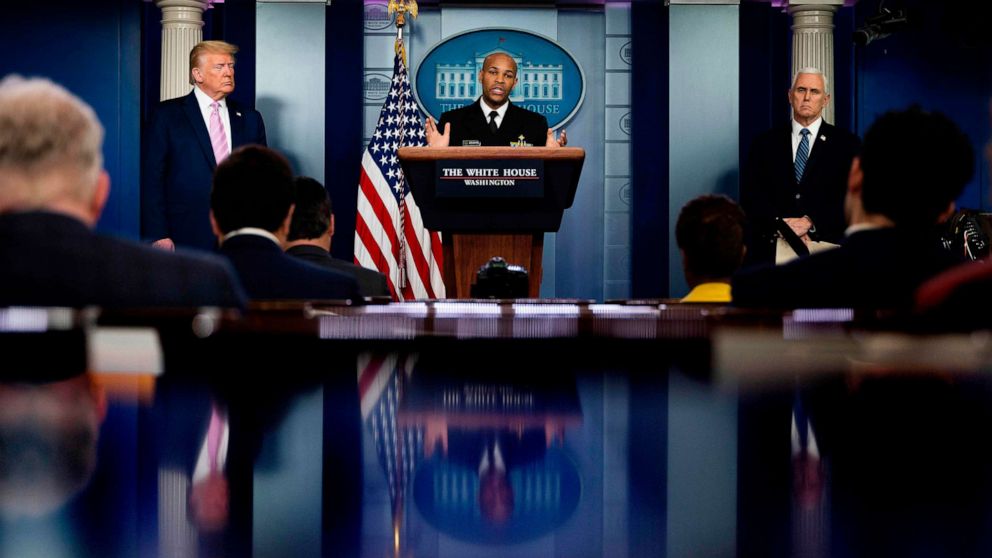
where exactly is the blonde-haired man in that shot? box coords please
[142,40,267,252]
[0,76,245,308]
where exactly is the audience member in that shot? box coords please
[210,146,361,302]
[675,195,746,303]
[0,76,245,308]
[286,177,390,298]
[733,106,973,309]
[916,108,992,325]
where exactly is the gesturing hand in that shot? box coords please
[425,117,450,147]
[545,128,567,148]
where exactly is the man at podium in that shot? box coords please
[425,52,567,149]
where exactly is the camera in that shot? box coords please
[470,257,529,299]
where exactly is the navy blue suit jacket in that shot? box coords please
[142,91,267,251]
[741,122,861,265]
[219,235,362,302]
[0,212,246,308]
[438,99,548,147]
[286,245,390,298]
[732,227,958,310]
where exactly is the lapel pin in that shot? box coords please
[820,134,826,141]
[236,112,242,117]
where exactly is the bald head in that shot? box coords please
[478,52,519,109]
[483,52,517,74]
[0,76,107,224]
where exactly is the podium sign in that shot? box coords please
[436,159,544,198]
[399,146,585,298]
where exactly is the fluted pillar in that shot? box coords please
[789,3,838,123]
[157,0,208,101]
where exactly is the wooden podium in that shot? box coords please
[398,146,585,298]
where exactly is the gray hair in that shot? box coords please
[0,75,104,210]
[791,67,829,94]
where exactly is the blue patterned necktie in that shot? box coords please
[795,128,810,183]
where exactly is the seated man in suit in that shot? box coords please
[733,106,972,309]
[209,146,362,302]
[741,67,861,266]
[285,177,390,298]
[675,195,746,303]
[0,76,245,308]
[424,52,566,148]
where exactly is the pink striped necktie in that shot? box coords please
[207,405,224,472]
[209,101,230,165]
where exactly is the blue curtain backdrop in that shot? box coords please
[0,0,141,239]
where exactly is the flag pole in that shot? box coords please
[389,1,416,291]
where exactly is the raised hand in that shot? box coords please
[545,128,567,148]
[425,117,450,147]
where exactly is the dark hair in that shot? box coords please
[287,176,332,242]
[675,194,746,280]
[860,106,974,227]
[210,145,295,234]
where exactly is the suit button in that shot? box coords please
[795,193,801,199]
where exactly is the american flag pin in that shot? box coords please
[820,135,826,141]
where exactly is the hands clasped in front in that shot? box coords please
[782,216,814,245]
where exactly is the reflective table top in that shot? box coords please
[1,304,991,558]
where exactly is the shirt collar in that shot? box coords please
[681,282,732,303]
[221,227,281,247]
[480,98,509,121]
[792,116,823,140]
[844,222,890,237]
[193,85,226,112]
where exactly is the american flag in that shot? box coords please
[354,38,446,300]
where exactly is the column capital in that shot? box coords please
[789,4,837,31]
[155,0,209,9]
[787,0,847,6]
[156,0,208,100]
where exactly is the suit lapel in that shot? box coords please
[499,103,522,145]
[183,91,218,168]
[227,100,246,148]
[800,122,832,185]
[780,125,796,185]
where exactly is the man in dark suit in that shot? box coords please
[210,146,362,302]
[733,106,973,309]
[286,177,390,298]
[741,67,861,265]
[425,52,566,148]
[0,76,246,309]
[142,40,267,252]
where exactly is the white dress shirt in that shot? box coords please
[221,227,281,247]
[479,98,509,130]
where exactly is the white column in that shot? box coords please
[156,0,208,101]
[788,2,840,123]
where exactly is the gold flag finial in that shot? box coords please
[388,0,418,29]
